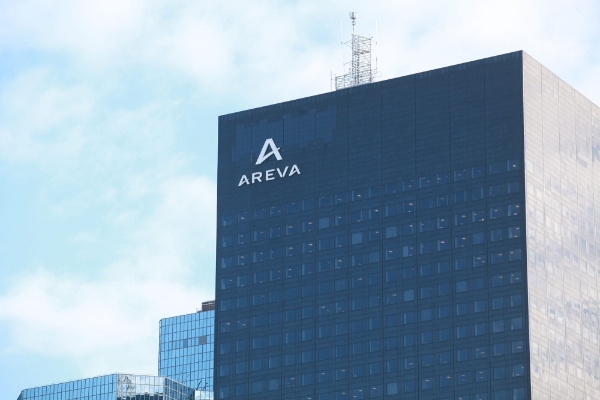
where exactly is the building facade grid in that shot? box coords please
[159,309,215,399]
[215,52,534,400]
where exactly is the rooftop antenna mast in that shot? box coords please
[334,11,379,90]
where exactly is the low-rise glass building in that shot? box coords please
[159,301,215,399]
[17,373,196,400]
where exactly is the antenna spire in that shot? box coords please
[350,11,357,31]
[333,11,380,90]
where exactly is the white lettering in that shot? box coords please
[238,175,250,186]
[289,164,301,176]
[265,169,275,181]
[252,172,262,183]
[238,164,301,187]
[277,166,289,177]
[256,138,283,165]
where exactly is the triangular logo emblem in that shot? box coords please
[256,138,283,165]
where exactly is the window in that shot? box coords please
[490,229,503,242]
[508,226,521,238]
[421,377,433,390]
[439,352,451,364]
[226,300,244,316]
[493,367,506,380]
[507,203,521,216]
[509,249,522,261]
[492,297,504,310]
[439,375,452,387]
[437,261,450,273]
[437,194,449,206]
[457,349,468,361]
[454,169,467,181]
[318,217,330,229]
[437,217,449,229]
[437,238,450,250]
[512,341,524,353]
[454,213,468,225]
[270,227,281,238]
[493,320,505,333]
[473,232,485,244]
[489,184,502,196]
[421,309,433,321]
[420,220,433,232]
[251,358,263,371]
[511,317,523,330]
[475,323,486,335]
[511,294,522,307]
[438,306,450,318]
[439,328,450,341]
[474,300,486,312]
[472,187,484,200]
[386,383,398,396]
[493,343,505,356]
[471,166,484,178]
[472,210,485,222]
[438,283,450,296]
[421,354,433,367]
[385,226,397,238]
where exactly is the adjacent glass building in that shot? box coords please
[215,51,599,400]
[159,301,215,399]
[17,374,196,400]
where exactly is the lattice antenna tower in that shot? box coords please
[334,12,379,90]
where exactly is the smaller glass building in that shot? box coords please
[17,373,196,400]
[159,301,215,399]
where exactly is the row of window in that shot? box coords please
[159,335,209,351]
[219,293,524,332]
[222,203,522,249]
[224,216,521,248]
[219,375,526,399]
[221,339,525,366]
[221,233,522,268]
[221,254,524,293]
[220,318,524,343]
[219,266,522,300]
[222,160,521,226]
[221,352,527,380]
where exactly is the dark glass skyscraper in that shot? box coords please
[215,51,599,400]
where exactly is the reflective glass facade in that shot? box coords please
[216,52,536,400]
[17,374,195,400]
[523,54,600,399]
[159,306,215,399]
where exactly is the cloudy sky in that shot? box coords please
[1,0,599,395]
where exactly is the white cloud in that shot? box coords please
[2,0,599,104]
[0,174,216,376]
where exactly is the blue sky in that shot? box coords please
[1,0,599,396]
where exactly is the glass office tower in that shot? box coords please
[215,51,599,400]
[17,373,195,400]
[522,54,599,399]
[159,301,215,399]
